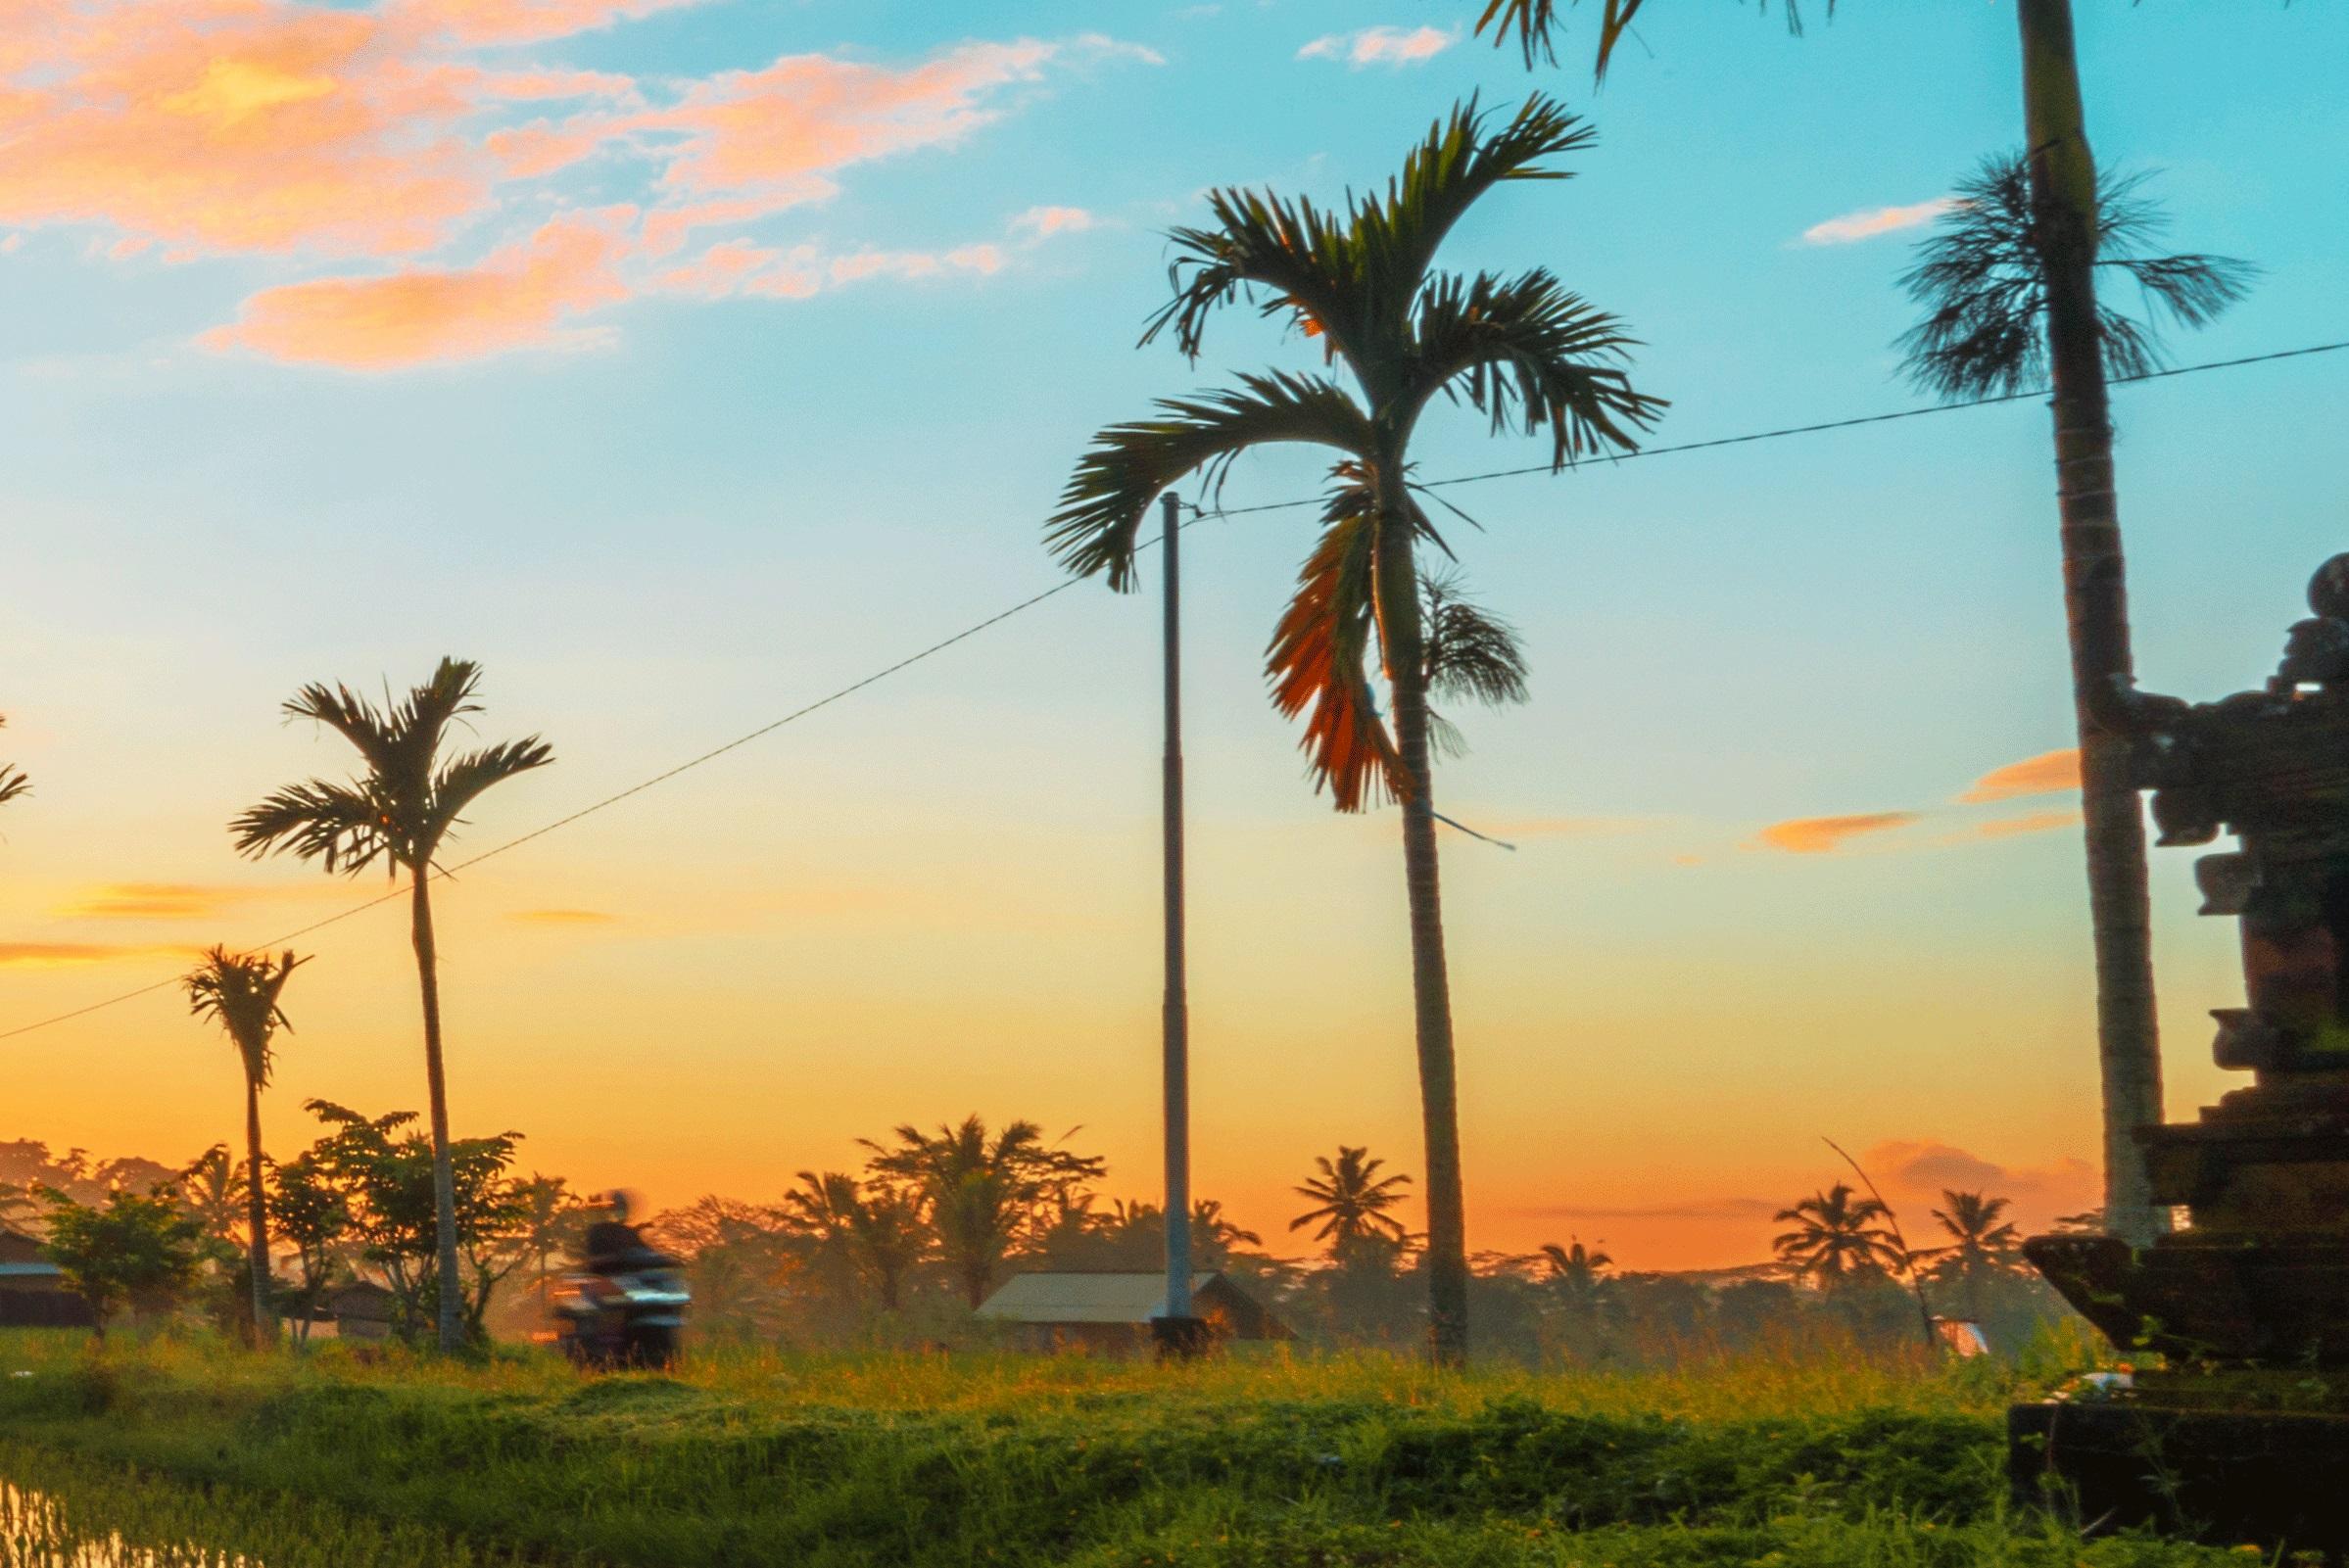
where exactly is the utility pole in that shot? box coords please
[1152,490,1203,1356]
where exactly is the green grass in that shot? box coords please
[0,1329,2274,1567]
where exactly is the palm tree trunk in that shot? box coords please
[2017,0,2166,1249]
[411,865,466,1352]
[244,1076,274,1348]
[1372,481,1471,1367]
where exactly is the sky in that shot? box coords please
[3,0,2346,1272]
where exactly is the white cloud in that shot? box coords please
[1009,205,1096,240]
[1799,197,1956,247]
[1297,24,1457,68]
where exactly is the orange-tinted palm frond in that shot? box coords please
[1147,186,1366,369]
[1266,481,1401,812]
[1047,372,1374,591]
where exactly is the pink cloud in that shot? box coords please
[1945,808,2082,844]
[0,1,486,257]
[1801,198,1957,247]
[1010,204,1095,239]
[1297,25,1458,68]
[656,237,784,298]
[393,0,714,48]
[202,207,634,368]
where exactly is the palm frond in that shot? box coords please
[1266,481,1402,812]
[1420,572,1530,711]
[1359,96,1597,309]
[0,764,26,808]
[282,682,403,780]
[1475,0,1826,82]
[1147,186,1366,368]
[1046,372,1375,589]
[1408,266,1663,463]
[229,779,396,876]
[1898,150,2256,400]
[428,736,555,847]
[184,946,306,1088]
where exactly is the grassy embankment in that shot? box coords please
[0,1329,2276,1567]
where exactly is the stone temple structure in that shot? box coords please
[2015,552,2349,1549]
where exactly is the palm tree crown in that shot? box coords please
[1916,1189,2023,1279]
[1898,152,2254,401]
[1290,1146,1414,1253]
[1772,1183,1903,1286]
[185,947,305,1094]
[229,658,552,877]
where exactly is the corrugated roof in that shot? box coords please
[0,1261,63,1278]
[977,1271,1223,1324]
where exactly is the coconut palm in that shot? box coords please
[1538,1238,1612,1300]
[848,1181,928,1312]
[1772,1183,1902,1289]
[1048,95,1659,1363]
[1290,1146,1414,1260]
[230,658,552,1352]
[861,1117,1105,1309]
[184,946,306,1346]
[1899,151,2251,1244]
[177,1143,245,1246]
[1914,1189,2024,1323]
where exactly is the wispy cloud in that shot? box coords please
[1751,811,1922,855]
[1800,197,1955,247]
[1956,748,2080,804]
[0,941,192,969]
[1009,204,1096,240]
[1942,807,2081,844]
[1862,1138,2095,1211]
[1297,24,1458,68]
[507,908,617,925]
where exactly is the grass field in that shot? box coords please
[0,1329,2285,1567]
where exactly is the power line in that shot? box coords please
[7,335,2343,1042]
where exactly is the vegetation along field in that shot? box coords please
[0,1331,2302,1568]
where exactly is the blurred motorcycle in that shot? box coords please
[549,1256,691,1369]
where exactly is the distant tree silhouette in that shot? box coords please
[509,1173,583,1310]
[1772,1183,1902,1289]
[1914,1189,2025,1323]
[232,659,551,1353]
[1049,95,1658,1363]
[0,716,26,811]
[185,945,305,1346]
[1291,1147,1414,1261]
[861,1117,1105,1308]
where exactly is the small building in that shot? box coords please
[977,1271,1290,1354]
[0,1227,95,1330]
[324,1280,399,1342]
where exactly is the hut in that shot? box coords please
[977,1271,1290,1355]
[323,1280,399,1342]
[0,1227,95,1329]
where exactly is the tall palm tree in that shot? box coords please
[1915,1189,2024,1323]
[1048,96,1660,1363]
[1772,1183,1902,1289]
[1899,145,2251,1245]
[861,1117,1104,1309]
[1290,1146,1414,1259]
[231,658,552,1352]
[0,716,28,810]
[185,946,306,1346]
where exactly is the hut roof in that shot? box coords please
[977,1270,1278,1326]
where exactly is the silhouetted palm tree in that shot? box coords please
[509,1173,581,1308]
[1900,156,2251,1243]
[1049,95,1659,1364]
[1474,0,1824,79]
[231,658,552,1352]
[1772,1183,1901,1289]
[862,1117,1105,1308]
[178,1143,245,1246]
[849,1182,928,1312]
[1915,1189,2024,1323]
[1291,1146,1414,1260]
[185,946,305,1345]
[1538,1238,1612,1298]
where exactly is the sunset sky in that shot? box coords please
[4,1,2347,1271]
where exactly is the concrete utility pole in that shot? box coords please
[1153,489,1201,1354]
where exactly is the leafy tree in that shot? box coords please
[184,945,306,1346]
[1048,96,1657,1362]
[299,1099,526,1343]
[648,1196,792,1341]
[268,1148,351,1346]
[847,1182,928,1313]
[509,1173,586,1310]
[1290,1147,1414,1262]
[230,659,552,1351]
[862,1117,1106,1308]
[0,1181,39,1236]
[36,1184,207,1340]
[1772,1183,1903,1289]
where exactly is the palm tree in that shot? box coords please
[509,1173,580,1309]
[230,658,553,1352]
[178,1143,245,1245]
[1290,1146,1414,1260]
[780,1169,868,1306]
[184,946,306,1346]
[1474,0,1824,79]
[0,716,27,810]
[1898,149,2251,1245]
[861,1117,1105,1309]
[1914,1190,2024,1323]
[1538,1238,1612,1301]
[849,1181,928,1312]
[1772,1183,1902,1289]
[1048,96,1660,1363]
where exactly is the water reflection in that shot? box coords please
[0,1480,260,1568]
